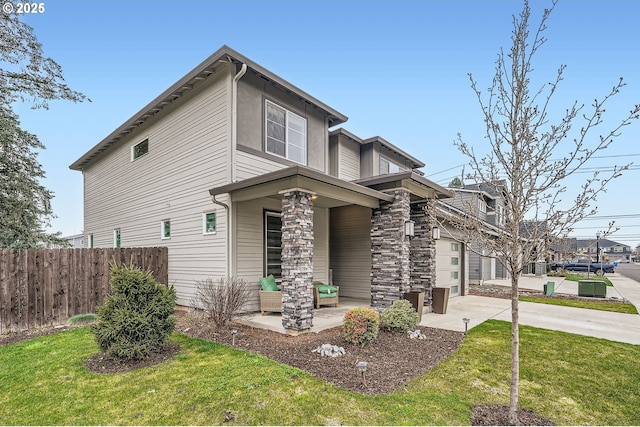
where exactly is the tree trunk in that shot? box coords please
[509,275,519,425]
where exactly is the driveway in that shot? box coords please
[421,274,640,345]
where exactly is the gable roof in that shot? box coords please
[70,45,348,171]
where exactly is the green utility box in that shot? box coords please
[578,280,607,298]
[544,281,555,296]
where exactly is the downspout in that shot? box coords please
[211,195,231,276]
[231,62,247,183]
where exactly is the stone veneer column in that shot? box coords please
[370,189,411,309]
[280,188,314,333]
[410,200,437,309]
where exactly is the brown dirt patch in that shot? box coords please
[471,404,555,425]
[84,343,182,373]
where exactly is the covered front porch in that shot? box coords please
[209,166,451,335]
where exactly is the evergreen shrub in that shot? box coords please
[92,263,176,360]
[380,299,418,332]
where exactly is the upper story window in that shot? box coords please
[379,156,402,175]
[265,100,307,165]
[497,205,505,226]
[478,198,487,213]
[132,139,149,161]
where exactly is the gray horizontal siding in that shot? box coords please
[329,205,371,299]
[83,72,231,305]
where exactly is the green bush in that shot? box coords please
[343,307,379,346]
[380,299,418,332]
[92,263,177,360]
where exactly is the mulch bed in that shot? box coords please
[176,311,464,395]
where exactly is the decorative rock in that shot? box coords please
[312,343,346,357]
[409,330,425,340]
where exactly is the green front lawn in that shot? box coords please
[549,272,614,286]
[519,295,638,314]
[1,322,639,425]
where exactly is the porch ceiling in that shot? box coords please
[209,166,394,209]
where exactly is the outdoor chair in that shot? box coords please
[259,275,282,315]
[313,281,339,309]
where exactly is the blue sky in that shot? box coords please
[12,0,640,249]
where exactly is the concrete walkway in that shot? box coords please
[421,274,640,345]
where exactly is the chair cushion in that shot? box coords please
[259,275,279,291]
[316,284,337,295]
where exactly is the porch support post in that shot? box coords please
[371,189,411,309]
[280,188,315,333]
[410,200,437,309]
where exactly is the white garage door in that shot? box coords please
[436,239,461,297]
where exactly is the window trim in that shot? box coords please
[264,210,282,279]
[478,198,487,213]
[379,155,402,175]
[131,138,149,161]
[264,99,307,165]
[203,212,217,235]
[88,234,94,248]
[161,219,171,240]
[113,228,121,248]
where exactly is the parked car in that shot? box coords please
[551,259,615,275]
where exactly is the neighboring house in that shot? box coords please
[440,182,508,284]
[44,233,85,249]
[65,233,85,248]
[69,45,452,333]
[576,238,633,263]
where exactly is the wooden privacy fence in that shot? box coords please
[0,247,168,333]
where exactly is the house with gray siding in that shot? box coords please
[70,45,452,333]
[440,182,508,284]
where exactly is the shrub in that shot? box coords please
[343,307,379,346]
[92,263,176,361]
[190,277,252,326]
[380,299,419,332]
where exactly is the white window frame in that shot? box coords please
[497,205,505,226]
[161,219,171,240]
[113,228,121,248]
[265,100,307,165]
[203,212,217,235]
[131,138,149,161]
[379,156,402,175]
[264,211,283,279]
[478,198,487,213]
[88,234,94,248]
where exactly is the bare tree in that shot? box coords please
[450,1,639,423]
